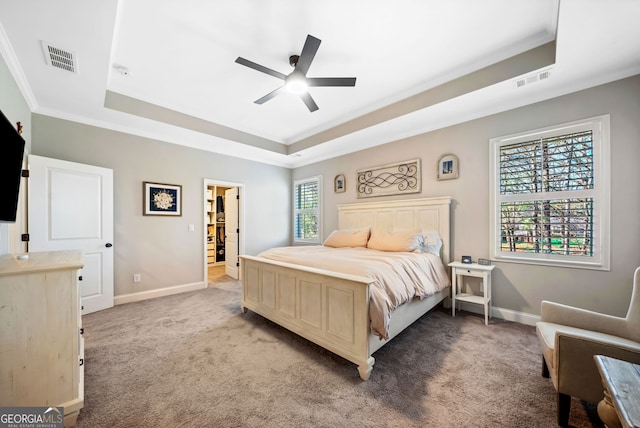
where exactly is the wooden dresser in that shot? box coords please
[0,250,84,427]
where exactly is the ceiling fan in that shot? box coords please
[235,34,356,112]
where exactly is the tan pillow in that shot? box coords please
[323,227,370,248]
[367,228,424,252]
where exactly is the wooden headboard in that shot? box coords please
[337,197,452,265]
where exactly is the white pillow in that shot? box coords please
[422,230,443,255]
[323,227,370,248]
[366,228,424,252]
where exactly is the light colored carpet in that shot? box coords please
[77,277,603,427]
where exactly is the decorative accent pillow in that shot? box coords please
[422,230,443,255]
[323,227,370,248]
[366,228,424,252]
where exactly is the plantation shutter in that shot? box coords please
[498,131,595,256]
[294,177,320,242]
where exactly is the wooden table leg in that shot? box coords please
[597,388,622,428]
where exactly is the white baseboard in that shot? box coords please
[114,281,206,306]
[456,301,540,326]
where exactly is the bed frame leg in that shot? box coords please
[357,357,375,381]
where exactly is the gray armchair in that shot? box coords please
[536,267,640,426]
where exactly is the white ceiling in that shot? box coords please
[1,0,639,168]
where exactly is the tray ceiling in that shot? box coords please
[0,0,639,167]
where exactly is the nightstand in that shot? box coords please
[449,261,495,325]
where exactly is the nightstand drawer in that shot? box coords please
[458,268,484,278]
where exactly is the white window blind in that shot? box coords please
[294,176,321,243]
[490,115,610,270]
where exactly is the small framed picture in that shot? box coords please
[334,174,346,193]
[143,181,182,216]
[437,154,459,180]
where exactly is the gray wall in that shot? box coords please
[0,52,31,254]
[294,75,640,318]
[31,115,291,297]
[4,40,640,318]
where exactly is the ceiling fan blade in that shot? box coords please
[254,86,285,104]
[295,35,321,75]
[235,57,287,80]
[300,92,319,112]
[307,77,356,87]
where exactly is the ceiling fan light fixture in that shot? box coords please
[285,73,308,94]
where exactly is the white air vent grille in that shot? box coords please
[41,41,77,73]
[515,69,551,88]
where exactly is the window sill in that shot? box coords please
[492,254,610,271]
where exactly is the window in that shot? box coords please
[489,115,610,270]
[294,176,322,244]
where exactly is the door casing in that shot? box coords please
[203,179,244,283]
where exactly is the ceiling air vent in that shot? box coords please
[515,69,551,89]
[41,41,77,73]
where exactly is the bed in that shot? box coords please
[240,196,452,380]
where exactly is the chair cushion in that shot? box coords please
[536,321,640,370]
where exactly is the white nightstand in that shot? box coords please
[449,261,495,325]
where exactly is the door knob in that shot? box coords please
[105,243,113,248]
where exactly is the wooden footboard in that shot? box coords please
[241,255,377,380]
[241,255,448,380]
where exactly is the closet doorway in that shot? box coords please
[204,179,243,284]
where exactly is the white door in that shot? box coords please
[225,187,239,279]
[28,155,114,314]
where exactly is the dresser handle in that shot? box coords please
[79,358,84,366]
[80,328,84,335]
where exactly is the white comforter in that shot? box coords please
[257,246,451,339]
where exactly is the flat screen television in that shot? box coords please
[0,109,26,223]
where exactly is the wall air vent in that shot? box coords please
[41,41,77,73]
[515,69,551,88]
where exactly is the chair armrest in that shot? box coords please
[540,300,628,337]
[555,332,640,405]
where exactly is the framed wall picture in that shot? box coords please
[334,174,346,193]
[437,154,459,180]
[143,181,182,216]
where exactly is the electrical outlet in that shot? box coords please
[133,273,141,283]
